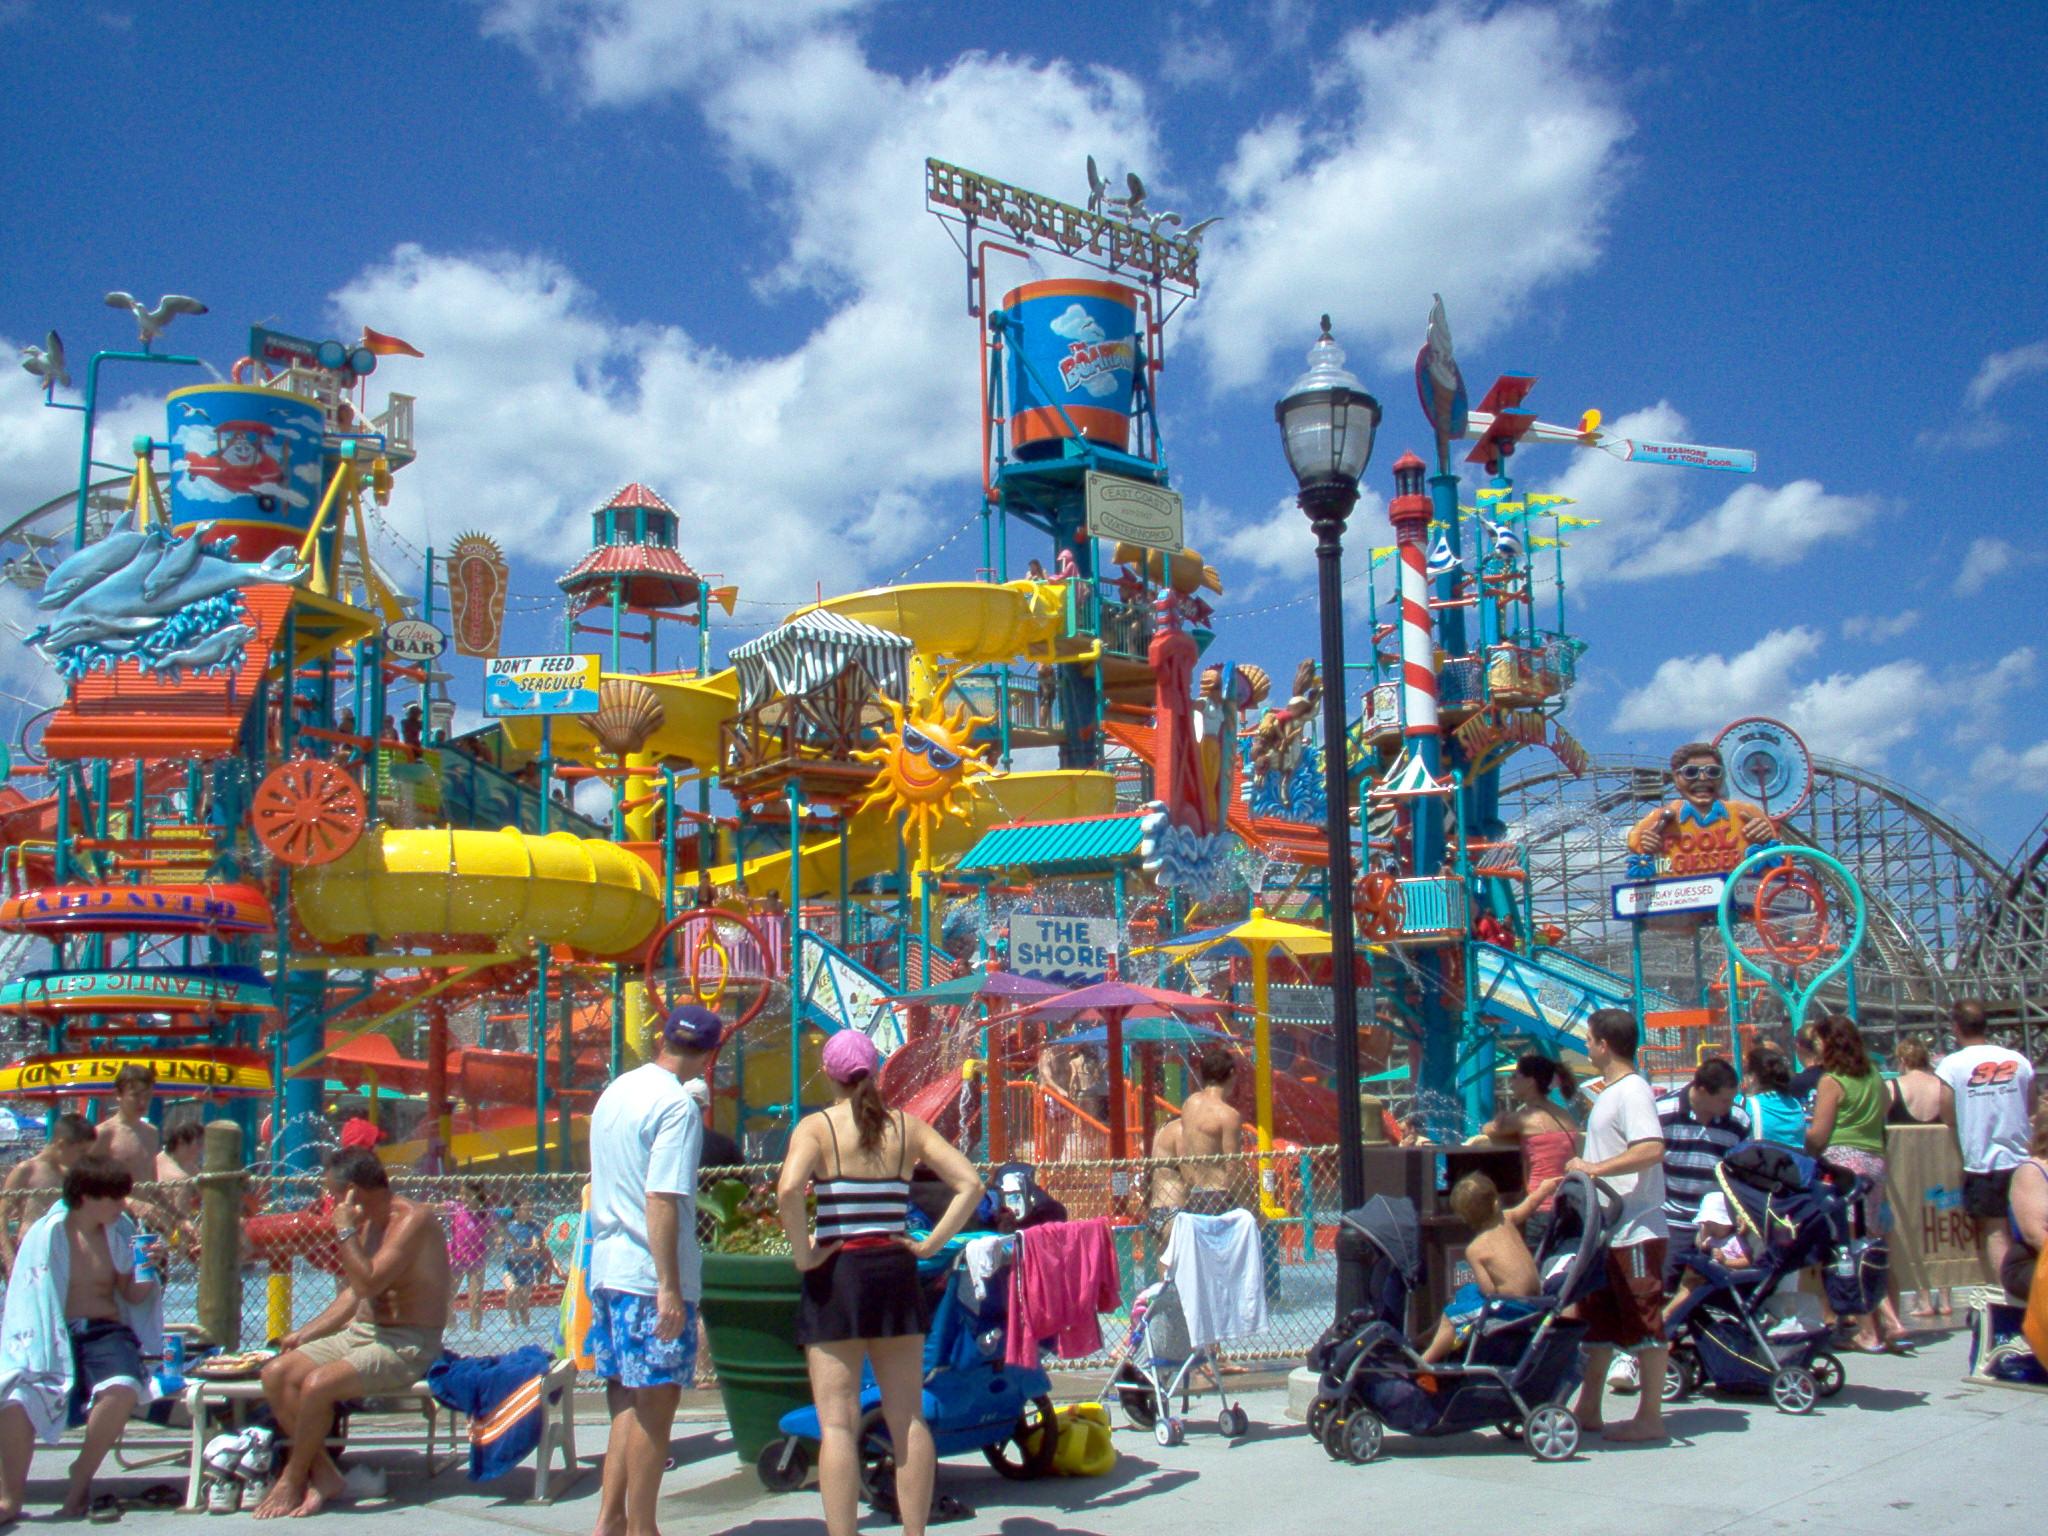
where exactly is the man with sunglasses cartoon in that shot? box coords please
[1626,742,1778,877]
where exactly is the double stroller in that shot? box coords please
[1306,1170,1619,1464]
[1662,1141,1859,1413]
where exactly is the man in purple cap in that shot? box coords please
[586,1004,722,1536]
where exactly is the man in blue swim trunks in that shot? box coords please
[586,1004,723,1536]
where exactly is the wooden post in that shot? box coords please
[196,1121,244,1351]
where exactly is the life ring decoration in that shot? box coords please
[0,883,273,937]
[250,757,367,867]
[1751,861,1833,967]
[1355,871,1405,942]
[640,906,776,1033]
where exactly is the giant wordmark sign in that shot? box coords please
[1008,911,1118,985]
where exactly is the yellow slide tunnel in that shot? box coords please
[295,829,664,956]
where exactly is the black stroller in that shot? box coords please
[1306,1171,1619,1464]
[1663,1141,1856,1413]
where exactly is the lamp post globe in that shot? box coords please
[1275,316,1378,1321]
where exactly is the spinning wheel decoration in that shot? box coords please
[1717,845,1867,1035]
[642,906,777,1032]
[250,757,365,867]
[1355,870,1405,941]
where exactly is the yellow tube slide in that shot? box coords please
[295,829,663,956]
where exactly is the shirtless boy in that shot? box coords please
[255,1149,451,1519]
[1417,1172,1553,1365]
[0,1154,166,1521]
[0,1113,94,1273]
[95,1066,161,1187]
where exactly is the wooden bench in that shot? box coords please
[179,1359,579,1509]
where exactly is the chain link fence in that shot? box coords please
[2,1151,1345,1380]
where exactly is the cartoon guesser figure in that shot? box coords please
[1626,741,1778,876]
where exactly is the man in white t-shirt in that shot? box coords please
[1565,1008,1670,1442]
[587,1004,723,1536]
[1937,999,2038,1281]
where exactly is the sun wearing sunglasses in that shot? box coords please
[902,726,962,772]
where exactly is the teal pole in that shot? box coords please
[787,780,803,1129]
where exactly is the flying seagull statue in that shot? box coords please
[103,291,209,344]
[19,330,69,391]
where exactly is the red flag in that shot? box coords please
[359,326,424,358]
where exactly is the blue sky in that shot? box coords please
[1,0,2043,857]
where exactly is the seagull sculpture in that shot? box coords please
[19,330,69,391]
[103,291,208,344]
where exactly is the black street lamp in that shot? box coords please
[1275,315,1380,1319]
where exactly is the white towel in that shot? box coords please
[1163,1210,1266,1349]
[0,1203,165,1444]
[961,1234,1013,1304]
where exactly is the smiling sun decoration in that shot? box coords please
[854,692,997,861]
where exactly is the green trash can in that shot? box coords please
[700,1253,811,1466]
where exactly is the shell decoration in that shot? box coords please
[580,678,665,759]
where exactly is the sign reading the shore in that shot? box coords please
[1084,473,1184,554]
[1009,911,1118,984]
[484,654,600,717]
[1611,873,1728,921]
[383,618,448,663]
[0,1048,273,1097]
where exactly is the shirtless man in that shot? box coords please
[154,1122,205,1262]
[1150,1045,1245,1215]
[255,1149,451,1519]
[0,1154,166,1521]
[0,1113,94,1273]
[96,1066,160,1187]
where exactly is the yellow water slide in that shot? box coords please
[295,828,664,955]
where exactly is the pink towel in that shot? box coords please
[1007,1218,1120,1366]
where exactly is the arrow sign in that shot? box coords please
[1598,438,1756,474]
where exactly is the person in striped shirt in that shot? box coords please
[1656,1057,1752,1282]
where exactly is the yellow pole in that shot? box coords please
[266,1269,293,1344]
[1252,941,1274,1152]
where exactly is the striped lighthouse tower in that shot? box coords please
[1387,452,1440,739]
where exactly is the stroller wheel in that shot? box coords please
[1305,1399,1332,1442]
[1770,1367,1819,1415]
[855,1408,897,1509]
[1218,1405,1249,1439]
[1496,1420,1525,1442]
[755,1437,811,1494]
[1339,1409,1384,1464]
[1660,1349,1694,1403]
[1318,1403,1351,1461]
[1524,1404,1580,1463]
[1119,1389,1158,1432]
[1812,1352,1846,1398]
[984,1395,1060,1480]
[1154,1416,1185,1449]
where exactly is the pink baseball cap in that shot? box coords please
[821,1030,879,1084]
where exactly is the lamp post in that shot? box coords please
[1275,316,1379,1318]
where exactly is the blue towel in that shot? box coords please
[426,1347,553,1482]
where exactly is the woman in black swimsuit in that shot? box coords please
[777,1031,981,1536]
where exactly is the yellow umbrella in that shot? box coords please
[1138,907,1333,1154]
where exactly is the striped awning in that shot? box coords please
[730,611,914,710]
[955,813,1149,873]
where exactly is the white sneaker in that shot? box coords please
[340,1464,388,1502]
[1607,1353,1641,1393]
[202,1433,244,1481]
[205,1478,241,1515]
[237,1426,276,1480]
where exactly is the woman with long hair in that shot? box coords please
[777,1032,983,1536]
[1886,1035,1952,1319]
[1806,1014,1908,1351]
[1483,1055,1580,1250]
[1736,1046,1809,1148]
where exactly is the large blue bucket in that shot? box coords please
[1001,279,1140,458]
[166,384,329,560]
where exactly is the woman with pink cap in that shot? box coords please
[777,1030,982,1536]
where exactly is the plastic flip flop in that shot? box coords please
[87,1494,122,1524]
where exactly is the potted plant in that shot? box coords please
[698,1178,811,1466]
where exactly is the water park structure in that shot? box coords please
[3,154,2045,1209]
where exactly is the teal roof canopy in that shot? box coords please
[954,813,1148,874]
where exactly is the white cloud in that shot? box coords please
[1209,488,1388,580]
[1919,338,2048,451]
[1611,627,1824,737]
[1187,3,1631,389]
[1531,404,1877,585]
[1972,739,2048,793]
[1841,610,1919,642]
[1954,536,2016,596]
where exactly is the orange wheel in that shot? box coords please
[1356,871,1405,941]
[250,757,366,867]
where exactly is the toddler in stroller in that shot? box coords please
[1661,1141,1854,1413]
[1306,1171,1619,1464]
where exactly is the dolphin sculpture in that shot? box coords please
[140,521,214,602]
[37,530,155,609]
[146,623,257,684]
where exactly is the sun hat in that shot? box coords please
[821,1030,880,1084]
[661,1003,726,1053]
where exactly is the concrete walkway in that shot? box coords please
[26,1328,2043,1535]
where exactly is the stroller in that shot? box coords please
[1306,1171,1619,1464]
[1105,1217,1254,1448]
[1662,1141,1855,1413]
[758,1233,1059,1501]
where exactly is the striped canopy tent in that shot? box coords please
[730,611,914,710]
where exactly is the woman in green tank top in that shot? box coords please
[1805,1013,1907,1351]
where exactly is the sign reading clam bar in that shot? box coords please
[484,654,600,717]
[0,1049,273,1097]
[1084,473,1184,553]
[1610,874,1728,921]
